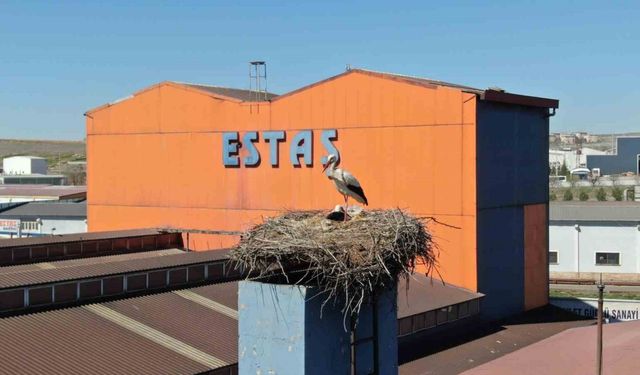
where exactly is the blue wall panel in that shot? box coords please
[476,101,548,319]
[587,137,640,175]
[476,206,525,319]
[476,102,549,209]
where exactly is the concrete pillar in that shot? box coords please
[238,280,398,375]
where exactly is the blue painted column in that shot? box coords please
[238,281,398,375]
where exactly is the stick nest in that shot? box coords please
[230,209,437,318]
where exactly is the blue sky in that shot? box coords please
[1,1,638,140]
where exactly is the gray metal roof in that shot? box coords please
[0,201,86,218]
[550,202,640,222]
[178,83,278,102]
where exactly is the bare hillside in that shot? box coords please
[0,139,86,170]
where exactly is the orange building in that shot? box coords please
[86,68,558,318]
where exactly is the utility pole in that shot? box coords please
[596,273,605,375]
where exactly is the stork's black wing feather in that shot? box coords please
[347,184,368,205]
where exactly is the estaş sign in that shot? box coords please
[0,219,20,232]
[222,129,339,167]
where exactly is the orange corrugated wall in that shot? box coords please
[86,71,478,291]
[524,203,549,310]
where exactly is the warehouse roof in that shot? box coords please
[0,273,480,374]
[0,228,163,249]
[460,320,640,375]
[550,201,640,222]
[0,248,227,289]
[3,155,45,160]
[0,201,86,218]
[0,281,238,374]
[87,67,558,115]
[398,276,483,318]
[179,83,279,102]
[273,68,559,109]
[0,185,86,199]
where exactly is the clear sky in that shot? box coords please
[1,1,638,140]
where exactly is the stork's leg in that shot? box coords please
[343,195,349,222]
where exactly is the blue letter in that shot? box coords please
[290,130,313,167]
[222,132,240,167]
[263,131,285,166]
[243,131,260,167]
[320,129,340,164]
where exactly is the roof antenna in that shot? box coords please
[249,61,267,102]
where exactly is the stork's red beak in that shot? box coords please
[322,163,329,173]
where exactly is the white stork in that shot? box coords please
[322,154,368,221]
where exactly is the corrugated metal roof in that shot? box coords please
[397,274,484,318]
[0,276,481,374]
[1,249,184,275]
[0,281,239,374]
[0,302,213,374]
[0,249,229,289]
[178,83,278,102]
[0,201,86,218]
[459,320,640,375]
[352,68,486,95]
[0,228,163,249]
[550,202,640,222]
[0,185,86,198]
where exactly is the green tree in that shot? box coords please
[549,192,557,201]
[559,161,570,177]
[596,187,607,201]
[612,187,623,201]
[563,189,574,201]
[579,190,589,201]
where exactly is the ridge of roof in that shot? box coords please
[86,68,558,115]
[173,82,279,102]
[351,68,485,94]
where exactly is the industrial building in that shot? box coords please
[550,201,640,282]
[2,156,48,175]
[0,200,87,238]
[587,136,640,175]
[0,230,485,374]
[1,155,67,185]
[85,68,557,320]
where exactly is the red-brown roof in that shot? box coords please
[460,320,640,375]
[0,281,238,374]
[0,185,86,199]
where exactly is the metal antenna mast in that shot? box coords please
[249,61,267,102]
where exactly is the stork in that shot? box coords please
[322,154,368,221]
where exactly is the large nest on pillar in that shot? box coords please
[230,209,438,318]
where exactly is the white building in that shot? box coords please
[2,156,48,175]
[0,201,86,238]
[549,147,607,172]
[550,202,640,282]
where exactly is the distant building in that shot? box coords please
[0,174,67,185]
[549,147,606,171]
[587,136,640,175]
[550,202,640,282]
[0,200,86,238]
[559,134,576,144]
[2,156,48,175]
[1,156,67,185]
[0,185,86,204]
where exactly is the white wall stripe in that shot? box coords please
[84,304,227,369]
[173,290,238,320]
[34,262,56,270]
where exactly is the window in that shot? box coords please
[595,252,620,266]
[398,317,413,336]
[549,251,559,264]
[21,221,39,231]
